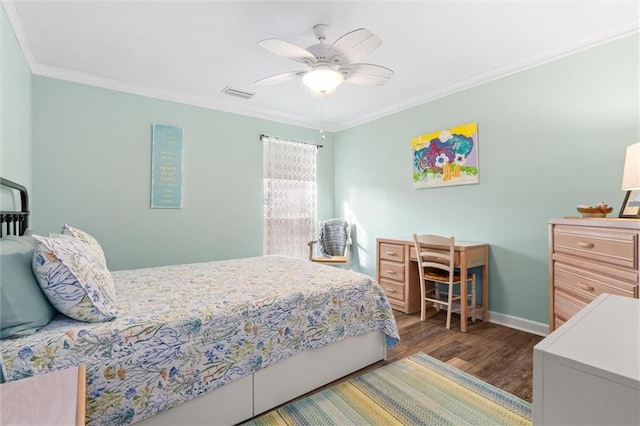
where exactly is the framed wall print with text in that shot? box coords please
[619,190,640,218]
[151,124,183,209]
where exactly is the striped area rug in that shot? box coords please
[243,352,532,425]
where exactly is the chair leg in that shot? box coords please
[420,278,426,322]
[434,283,440,312]
[446,283,454,330]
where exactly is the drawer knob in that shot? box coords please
[385,251,398,256]
[385,288,397,293]
[577,241,594,248]
[578,282,595,292]
[385,270,396,274]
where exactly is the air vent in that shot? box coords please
[222,86,255,100]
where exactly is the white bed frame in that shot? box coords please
[138,330,386,425]
[0,179,390,425]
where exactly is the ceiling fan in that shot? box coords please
[254,24,394,98]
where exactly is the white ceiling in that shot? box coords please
[5,1,639,132]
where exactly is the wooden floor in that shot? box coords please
[337,309,545,403]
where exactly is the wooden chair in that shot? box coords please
[412,234,477,330]
[308,219,351,269]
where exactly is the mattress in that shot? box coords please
[0,256,399,425]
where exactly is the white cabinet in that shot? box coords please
[533,294,640,425]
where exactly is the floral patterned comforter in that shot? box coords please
[0,256,399,425]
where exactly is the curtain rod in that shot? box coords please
[260,134,323,148]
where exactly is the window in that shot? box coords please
[262,135,317,259]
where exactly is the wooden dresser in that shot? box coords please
[548,218,639,332]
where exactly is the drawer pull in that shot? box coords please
[385,251,398,256]
[385,270,397,274]
[385,288,397,293]
[577,282,594,292]
[577,241,594,248]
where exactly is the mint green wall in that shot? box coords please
[7,5,639,325]
[1,6,32,192]
[334,34,640,324]
[31,77,334,270]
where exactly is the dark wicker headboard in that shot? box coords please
[0,177,30,237]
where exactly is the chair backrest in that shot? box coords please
[318,218,351,257]
[412,234,455,284]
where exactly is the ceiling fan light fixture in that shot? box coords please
[302,64,344,95]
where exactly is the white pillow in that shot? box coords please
[61,224,107,266]
[32,234,117,322]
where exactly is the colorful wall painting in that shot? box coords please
[412,122,479,189]
[151,124,183,208]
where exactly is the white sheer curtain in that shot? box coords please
[263,135,317,259]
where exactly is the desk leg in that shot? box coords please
[460,252,468,333]
[482,248,489,323]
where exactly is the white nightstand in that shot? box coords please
[533,294,640,425]
[0,365,86,425]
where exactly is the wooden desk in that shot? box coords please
[0,365,86,425]
[376,237,489,332]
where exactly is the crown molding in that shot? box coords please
[2,1,37,69]
[4,0,637,134]
[334,21,639,132]
[31,63,336,131]
[2,0,334,131]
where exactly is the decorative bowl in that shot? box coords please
[577,206,613,218]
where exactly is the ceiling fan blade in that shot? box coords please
[258,39,316,65]
[342,63,394,86]
[254,71,306,86]
[327,28,382,65]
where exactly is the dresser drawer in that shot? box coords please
[380,243,404,262]
[380,260,405,282]
[379,279,405,303]
[552,252,639,283]
[554,226,637,269]
[554,262,637,300]
[554,289,588,322]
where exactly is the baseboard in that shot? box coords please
[487,311,549,337]
[446,300,549,337]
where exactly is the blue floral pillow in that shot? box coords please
[60,224,107,267]
[32,235,117,322]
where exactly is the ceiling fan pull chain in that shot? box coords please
[320,102,326,139]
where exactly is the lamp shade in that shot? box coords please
[622,143,640,190]
[302,65,344,95]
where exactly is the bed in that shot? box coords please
[0,177,400,425]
